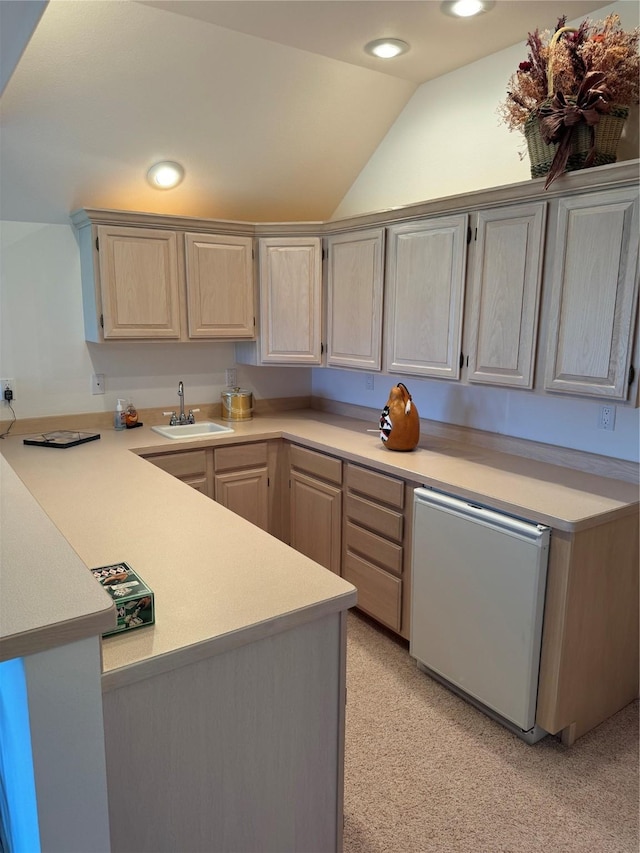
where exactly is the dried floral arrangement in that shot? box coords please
[498,13,639,186]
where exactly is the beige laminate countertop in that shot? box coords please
[1,416,359,688]
[2,409,637,686]
[0,456,115,662]
[255,412,637,531]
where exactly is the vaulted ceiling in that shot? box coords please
[0,0,610,224]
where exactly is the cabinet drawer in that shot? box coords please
[146,450,207,479]
[343,552,402,633]
[345,521,403,576]
[345,494,403,543]
[214,442,267,472]
[346,463,404,509]
[290,444,342,485]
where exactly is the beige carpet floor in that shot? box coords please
[343,611,639,853]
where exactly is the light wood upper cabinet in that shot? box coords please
[544,188,639,400]
[97,225,181,339]
[326,228,385,371]
[385,214,468,379]
[75,213,257,343]
[466,203,547,388]
[184,233,254,339]
[256,237,323,364]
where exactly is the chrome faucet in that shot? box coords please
[163,382,198,426]
[177,381,186,424]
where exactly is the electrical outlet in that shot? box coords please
[598,405,616,431]
[225,368,237,387]
[365,374,375,391]
[91,373,105,394]
[1,378,15,404]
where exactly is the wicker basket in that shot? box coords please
[525,103,629,178]
[524,26,629,180]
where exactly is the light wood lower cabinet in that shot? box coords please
[286,448,415,636]
[342,463,413,638]
[145,441,281,534]
[536,511,639,744]
[143,437,638,744]
[145,449,213,497]
[214,443,269,531]
[145,443,270,531]
[289,445,342,574]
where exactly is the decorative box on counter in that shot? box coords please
[90,562,154,637]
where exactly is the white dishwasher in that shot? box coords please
[410,487,550,743]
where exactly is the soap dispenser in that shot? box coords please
[114,399,126,431]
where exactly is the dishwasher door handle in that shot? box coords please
[414,488,549,545]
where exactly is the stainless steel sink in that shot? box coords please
[151,421,234,439]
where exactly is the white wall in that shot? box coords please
[321,0,639,464]
[0,222,310,419]
[332,1,639,219]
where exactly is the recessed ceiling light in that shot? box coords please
[364,38,410,59]
[441,0,495,18]
[146,161,185,190]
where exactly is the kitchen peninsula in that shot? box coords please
[1,418,357,853]
[1,407,638,850]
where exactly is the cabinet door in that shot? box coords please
[258,237,322,364]
[326,228,384,370]
[467,203,546,388]
[185,233,255,339]
[215,467,269,530]
[97,226,181,339]
[385,215,467,378]
[290,470,342,574]
[544,188,639,399]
